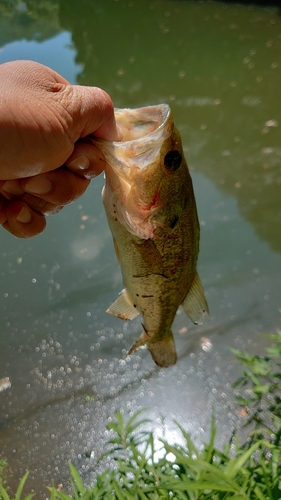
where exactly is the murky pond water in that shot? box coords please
[0,0,281,496]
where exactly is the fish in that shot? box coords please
[94,104,208,367]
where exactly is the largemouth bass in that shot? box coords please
[94,104,208,367]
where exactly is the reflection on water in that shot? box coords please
[0,0,60,45]
[64,0,280,253]
[0,0,281,495]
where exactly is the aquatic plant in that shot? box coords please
[232,327,281,445]
[1,329,281,499]
[48,407,280,500]
[0,459,9,489]
[0,471,34,500]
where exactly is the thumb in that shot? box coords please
[62,85,121,142]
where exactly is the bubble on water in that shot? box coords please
[262,147,273,154]
[0,377,11,392]
[200,337,213,352]
[241,95,261,106]
[179,327,188,334]
[71,233,104,261]
[265,119,278,127]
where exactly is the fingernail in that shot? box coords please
[25,177,52,195]
[69,155,90,171]
[2,181,24,196]
[16,206,32,224]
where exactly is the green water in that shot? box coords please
[0,0,280,495]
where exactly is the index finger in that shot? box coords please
[58,85,122,143]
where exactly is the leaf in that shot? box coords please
[163,455,246,494]
[15,472,31,500]
[174,422,199,459]
[224,440,275,479]
[254,485,268,500]
[0,484,10,500]
[126,408,148,429]
[107,422,122,435]
[253,385,270,395]
[145,480,240,493]
[48,486,77,500]
[229,497,249,500]
[112,481,135,499]
[205,412,216,464]
[69,464,86,495]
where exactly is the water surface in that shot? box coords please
[0,0,281,495]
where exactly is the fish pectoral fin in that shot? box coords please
[106,288,139,320]
[127,330,177,368]
[182,271,209,325]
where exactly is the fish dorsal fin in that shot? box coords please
[182,271,209,325]
[106,288,139,320]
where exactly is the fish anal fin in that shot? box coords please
[182,271,209,325]
[127,330,177,368]
[106,289,139,320]
[127,329,149,355]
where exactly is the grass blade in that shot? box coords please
[15,472,31,500]
[68,464,85,495]
[0,484,10,500]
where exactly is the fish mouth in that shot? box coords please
[113,104,170,144]
[93,104,171,174]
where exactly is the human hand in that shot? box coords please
[0,60,120,238]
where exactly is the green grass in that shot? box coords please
[1,328,281,500]
[0,460,9,490]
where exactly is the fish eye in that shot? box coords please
[164,150,182,172]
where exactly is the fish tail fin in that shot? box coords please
[148,335,177,367]
[127,330,177,368]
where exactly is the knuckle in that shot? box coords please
[21,193,58,215]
